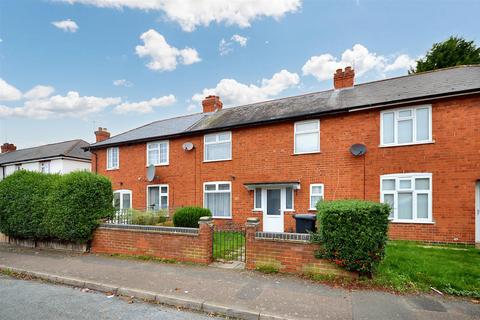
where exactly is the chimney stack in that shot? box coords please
[1,143,17,153]
[95,127,111,143]
[333,66,355,89]
[202,95,223,113]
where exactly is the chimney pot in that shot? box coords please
[95,127,111,143]
[1,143,17,153]
[333,66,355,89]
[202,95,223,113]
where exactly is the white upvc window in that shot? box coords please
[294,120,320,154]
[39,161,50,174]
[204,132,232,162]
[254,188,262,210]
[380,105,432,146]
[107,147,119,170]
[147,184,169,211]
[204,181,231,218]
[113,189,132,211]
[380,173,432,223]
[310,184,324,210]
[147,141,169,166]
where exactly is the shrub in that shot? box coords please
[0,171,59,239]
[173,207,211,228]
[315,200,390,276]
[131,209,168,225]
[45,171,114,242]
[0,170,114,243]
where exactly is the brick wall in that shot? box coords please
[245,220,354,277]
[92,95,480,244]
[90,221,213,264]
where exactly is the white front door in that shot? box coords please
[476,182,480,244]
[264,189,284,232]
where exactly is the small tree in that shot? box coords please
[410,36,480,73]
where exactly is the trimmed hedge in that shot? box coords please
[0,170,114,242]
[173,207,211,228]
[315,200,390,276]
[131,209,168,225]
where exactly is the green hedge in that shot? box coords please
[131,209,168,225]
[0,170,114,242]
[315,200,390,276]
[173,207,211,228]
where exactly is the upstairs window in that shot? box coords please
[381,173,432,222]
[381,105,432,146]
[147,141,169,166]
[294,120,320,154]
[204,182,231,218]
[204,132,232,162]
[107,147,119,170]
[39,161,50,174]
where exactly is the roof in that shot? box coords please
[89,65,480,150]
[0,139,91,165]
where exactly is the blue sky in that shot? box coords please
[0,0,478,148]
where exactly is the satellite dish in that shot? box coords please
[350,144,367,156]
[146,164,156,182]
[182,142,194,151]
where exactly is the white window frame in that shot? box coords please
[107,147,119,170]
[252,187,294,212]
[113,189,132,210]
[380,105,432,147]
[253,188,263,211]
[284,187,295,211]
[380,173,433,223]
[294,120,320,154]
[146,184,169,212]
[309,184,324,210]
[203,181,232,219]
[39,161,51,174]
[146,141,169,166]
[204,131,232,162]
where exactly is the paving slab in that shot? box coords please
[0,244,478,320]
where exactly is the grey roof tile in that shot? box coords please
[89,66,480,149]
[0,140,91,165]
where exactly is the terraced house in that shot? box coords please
[86,66,480,245]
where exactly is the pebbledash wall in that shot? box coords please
[92,95,480,244]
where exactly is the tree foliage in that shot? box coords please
[410,36,480,73]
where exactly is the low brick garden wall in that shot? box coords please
[90,218,213,264]
[245,219,354,277]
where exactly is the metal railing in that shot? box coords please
[213,224,246,262]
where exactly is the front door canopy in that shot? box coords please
[244,182,300,191]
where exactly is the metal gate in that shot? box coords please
[213,224,246,262]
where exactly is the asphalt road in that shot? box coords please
[0,275,220,320]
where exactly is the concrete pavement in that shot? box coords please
[0,274,221,320]
[0,244,478,320]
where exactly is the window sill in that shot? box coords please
[212,216,232,220]
[252,209,263,212]
[203,159,232,163]
[292,151,321,156]
[145,164,169,167]
[379,141,435,148]
[389,219,435,224]
[106,168,119,171]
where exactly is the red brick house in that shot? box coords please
[87,66,480,245]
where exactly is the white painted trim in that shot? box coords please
[146,184,169,211]
[309,183,324,210]
[107,147,120,170]
[203,131,232,162]
[380,173,432,223]
[294,119,320,155]
[146,140,169,166]
[203,181,232,218]
[380,104,432,147]
[113,189,132,210]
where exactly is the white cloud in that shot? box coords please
[60,0,301,32]
[302,44,415,81]
[52,19,79,32]
[24,85,55,100]
[192,69,299,107]
[187,104,197,112]
[219,34,248,56]
[231,34,248,47]
[0,91,120,119]
[113,79,133,87]
[0,79,22,101]
[135,29,200,71]
[115,94,176,114]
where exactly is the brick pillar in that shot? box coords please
[198,216,214,264]
[245,217,260,270]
